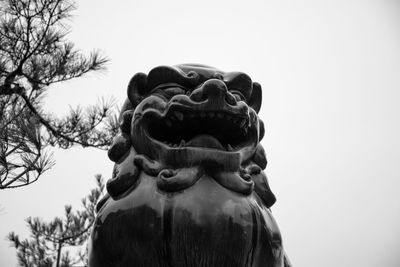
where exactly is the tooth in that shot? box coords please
[165,120,172,127]
[225,114,232,120]
[217,112,223,118]
[189,113,195,118]
[208,112,215,118]
[227,144,233,151]
[174,111,184,121]
[180,140,185,147]
[200,112,206,118]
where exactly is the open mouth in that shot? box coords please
[146,108,252,151]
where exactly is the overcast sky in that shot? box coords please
[1,0,400,266]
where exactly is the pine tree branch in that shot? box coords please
[17,90,108,149]
[59,220,94,243]
[0,0,112,189]
[8,176,105,264]
[19,0,62,67]
[1,151,40,188]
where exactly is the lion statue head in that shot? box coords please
[88,64,291,267]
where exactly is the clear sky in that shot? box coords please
[1,0,400,266]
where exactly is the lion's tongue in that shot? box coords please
[186,135,225,150]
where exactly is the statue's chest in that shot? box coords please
[90,173,284,267]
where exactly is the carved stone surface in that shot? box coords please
[88,64,291,267]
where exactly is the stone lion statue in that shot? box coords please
[88,64,291,267]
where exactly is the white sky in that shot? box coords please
[1,0,400,266]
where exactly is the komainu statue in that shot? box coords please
[88,64,291,267]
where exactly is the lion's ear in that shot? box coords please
[259,119,265,141]
[253,144,267,169]
[249,82,262,113]
[127,73,148,108]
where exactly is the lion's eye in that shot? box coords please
[152,84,187,98]
[163,87,186,96]
[231,91,245,102]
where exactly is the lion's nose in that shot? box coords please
[201,79,228,99]
[189,79,236,105]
